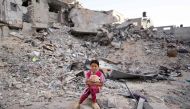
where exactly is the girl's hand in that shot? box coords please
[86,80,103,87]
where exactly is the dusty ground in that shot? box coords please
[0,27,190,109]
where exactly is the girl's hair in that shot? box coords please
[90,60,99,66]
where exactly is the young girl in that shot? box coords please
[75,60,105,109]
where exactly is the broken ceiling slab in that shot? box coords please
[69,8,125,33]
[0,0,23,28]
[70,28,98,36]
[48,0,78,5]
[32,23,48,29]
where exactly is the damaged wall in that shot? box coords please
[69,8,125,33]
[49,12,58,23]
[30,0,49,28]
[175,27,190,41]
[48,0,77,5]
[128,17,153,29]
[0,0,23,28]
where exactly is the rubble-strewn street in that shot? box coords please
[0,0,190,109]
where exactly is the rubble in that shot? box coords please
[9,32,25,40]
[107,98,116,108]
[69,8,125,33]
[0,0,190,109]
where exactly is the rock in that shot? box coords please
[65,75,76,84]
[186,64,190,70]
[48,80,62,91]
[19,99,32,107]
[111,41,121,49]
[0,62,6,68]
[43,43,56,51]
[108,98,116,108]
[51,23,62,29]
[31,51,41,57]
[116,21,133,29]
[177,48,189,53]
[149,103,169,109]
[0,93,3,100]
[15,83,23,89]
[69,8,125,33]
[0,25,9,37]
[137,98,145,109]
[22,22,32,34]
[9,32,24,39]
[38,91,53,102]
[108,32,114,40]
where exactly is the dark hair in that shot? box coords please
[90,60,99,66]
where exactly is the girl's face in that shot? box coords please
[90,63,99,73]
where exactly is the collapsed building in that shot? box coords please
[0,0,126,37]
[154,25,190,42]
[0,0,190,109]
[128,12,153,29]
[0,0,80,35]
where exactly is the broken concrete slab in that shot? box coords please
[51,23,62,29]
[0,0,23,28]
[111,41,122,49]
[137,98,145,109]
[0,25,9,37]
[9,32,24,39]
[22,22,32,34]
[107,98,116,108]
[149,103,169,109]
[69,8,125,33]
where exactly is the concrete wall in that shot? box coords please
[30,0,49,28]
[128,17,153,29]
[0,0,23,28]
[0,0,6,23]
[175,27,190,41]
[49,12,58,23]
[128,18,142,27]
[69,8,125,32]
[155,26,175,35]
[0,25,10,37]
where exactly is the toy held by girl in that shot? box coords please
[75,60,105,109]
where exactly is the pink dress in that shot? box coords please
[79,70,105,103]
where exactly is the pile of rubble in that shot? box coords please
[0,0,190,109]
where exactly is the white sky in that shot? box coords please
[79,0,190,27]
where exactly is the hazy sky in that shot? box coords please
[79,0,190,27]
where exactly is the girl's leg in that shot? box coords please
[79,88,90,104]
[89,86,99,103]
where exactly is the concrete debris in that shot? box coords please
[177,47,189,53]
[9,32,24,39]
[69,8,125,33]
[42,43,56,52]
[137,98,145,109]
[111,41,122,49]
[0,25,9,37]
[19,99,32,107]
[107,98,117,108]
[164,86,190,109]
[186,64,190,70]
[0,0,190,109]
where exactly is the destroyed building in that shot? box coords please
[0,0,23,28]
[0,0,190,109]
[128,12,153,29]
[0,0,79,35]
[154,25,190,42]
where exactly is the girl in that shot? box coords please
[75,60,105,109]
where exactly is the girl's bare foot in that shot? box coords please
[92,102,100,109]
[74,102,80,109]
